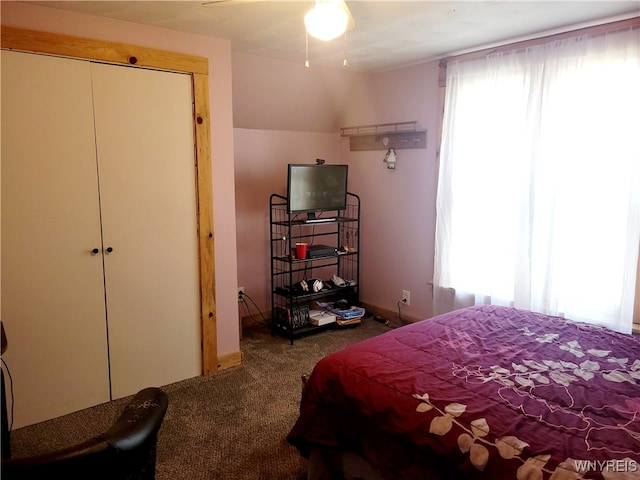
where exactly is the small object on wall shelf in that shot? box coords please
[341,121,426,151]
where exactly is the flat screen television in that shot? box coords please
[287,163,348,214]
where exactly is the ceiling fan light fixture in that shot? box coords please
[304,0,349,42]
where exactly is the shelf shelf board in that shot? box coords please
[274,284,356,300]
[273,321,336,338]
[272,216,357,227]
[272,251,356,263]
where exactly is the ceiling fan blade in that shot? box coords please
[343,1,356,30]
[201,0,263,7]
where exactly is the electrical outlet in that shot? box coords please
[402,290,410,306]
[238,287,245,301]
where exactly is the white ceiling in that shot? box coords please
[31,1,640,71]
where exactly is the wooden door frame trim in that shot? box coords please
[1,26,218,375]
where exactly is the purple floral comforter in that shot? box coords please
[288,305,640,479]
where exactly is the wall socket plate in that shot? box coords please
[402,290,410,306]
[238,287,245,301]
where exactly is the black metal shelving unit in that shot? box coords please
[269,192,360,344]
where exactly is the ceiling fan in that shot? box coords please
[202,0,355,68]
[201,0,355,42]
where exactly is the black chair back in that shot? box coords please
[2,387,169,480]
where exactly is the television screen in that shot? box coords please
[287,164,348,214]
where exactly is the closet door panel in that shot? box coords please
[90,63,201,398]
[1,51,111,428]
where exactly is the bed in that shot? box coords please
[287,305,640,480]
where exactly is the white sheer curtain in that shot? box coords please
[434,26,640,333]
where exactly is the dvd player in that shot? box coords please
[307,244,337,258]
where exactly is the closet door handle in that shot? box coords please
[91,248,100,255]
[105,247,114,254]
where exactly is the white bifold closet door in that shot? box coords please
[2,51,111,428]
[1,50,201,428]
[90,63,201,400]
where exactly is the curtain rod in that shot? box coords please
[440,16,639,67]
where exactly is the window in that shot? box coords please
[434,24,640,333]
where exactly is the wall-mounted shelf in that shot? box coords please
[341,121,426,151]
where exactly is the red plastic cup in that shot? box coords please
[295,243,308,260]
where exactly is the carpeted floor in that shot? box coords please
[7,316,391,479]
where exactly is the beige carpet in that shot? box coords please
[8,317,391,479]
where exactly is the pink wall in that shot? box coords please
[0,1,241,357]
[233,55,442,322]
[233,52,366,133]
[234,130,341,316]
[341,62,441,321]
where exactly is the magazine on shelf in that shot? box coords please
[315,301,365,320]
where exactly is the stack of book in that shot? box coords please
[274,304,310,329]
[315,301,365,326]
